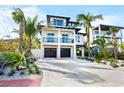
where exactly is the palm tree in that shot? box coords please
[25,16,38,50]
[93,38,112,60]
[93,38,107,49]
[76,13,103,58]
[107,27,120,59]
[12,8,26,53]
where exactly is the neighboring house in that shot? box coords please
[40,15,85,58]
[91,24,124,46]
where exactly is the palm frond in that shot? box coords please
[12,29,19,33]
[92,14,103,21]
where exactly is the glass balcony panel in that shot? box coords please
[43,37,58,43]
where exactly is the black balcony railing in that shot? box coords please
[43,37,58,43]
[60,38,74,43]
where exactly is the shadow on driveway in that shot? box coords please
[41,67,105,84]
[41,61,112,70]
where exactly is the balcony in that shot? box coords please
[60,38,74,43]
[50,21,65,27]
[43,37,74,43]
[43,37,58,43]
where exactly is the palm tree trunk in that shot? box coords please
[29,38,32,50]
[27,38,33,57]
[113,33,117,59]
[87,30,91,58]
[19,22,24,53]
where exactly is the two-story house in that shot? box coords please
[40,15,85,58]
[92,24,124,47]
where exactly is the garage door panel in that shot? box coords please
[61,48,71,57]
[44,48,57,58]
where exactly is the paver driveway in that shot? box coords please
[36,58,124,87]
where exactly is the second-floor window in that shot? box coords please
[62,34,69,43]
[47,33,54,42]
[53,19,64,26]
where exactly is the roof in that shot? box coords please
[69,21,77,23]
[47,15,70,19]
[94,24,124,31]
[96,36,122,39]
[76,32,86,36]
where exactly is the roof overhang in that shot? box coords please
[47,15,70,20]
[94,24,124,31]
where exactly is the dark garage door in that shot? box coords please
[61,48,71,57]
[44,48,57,58]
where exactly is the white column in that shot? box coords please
[73,31,76,59]
[57,29,61,58]
[81,47,84,57]
[98,25,101,36]
[41,45,44,58]
[57,45,60,58]
[73,45,76,59]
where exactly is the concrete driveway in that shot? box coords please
[36,58,124,87]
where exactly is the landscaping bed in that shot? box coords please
[0,51,43,87]
[0,68,43,87]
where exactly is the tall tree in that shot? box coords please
[76,13,103,58]
[25,16,38,50]
[12,8,26,53]
[107,27,120,59]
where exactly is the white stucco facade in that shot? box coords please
[37,15,85,59]
[40,27,84,59]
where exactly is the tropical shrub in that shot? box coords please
[100,49,112,59]
[94,54,102,63]
[110,62,119,68]
[32,38,41,49]
[108,58,117,63]
[108,58,119,68]
[120,43,124,51]
[27,65,40,74]
[0,51,40,75]
[0,51,26,71]
[0,39,18,52]
[117,52,124,60]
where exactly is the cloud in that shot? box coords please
[92,15,124,27]
[21,6,46,23]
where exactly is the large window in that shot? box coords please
[62,34,69,43]
[47,33,54,42]
[53,19,64,26]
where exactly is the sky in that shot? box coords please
[0,5,124,39]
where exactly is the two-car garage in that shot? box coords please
[44,47,71,58]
